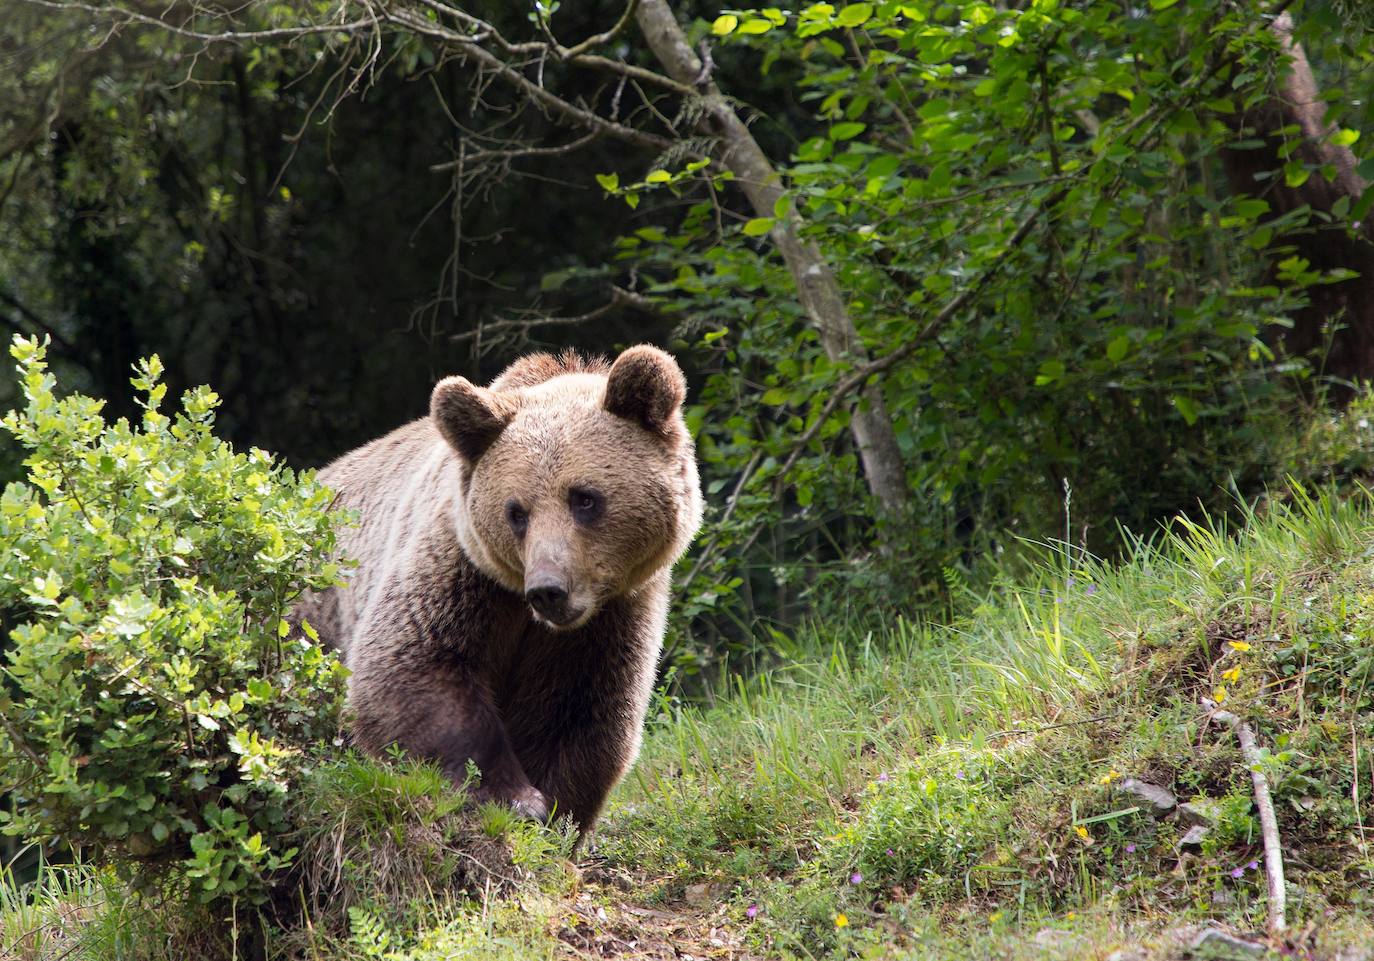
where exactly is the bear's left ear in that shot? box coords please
[431,376,517,462]
[603,345,687,436]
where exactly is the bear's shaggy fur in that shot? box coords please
[295,346,701,828]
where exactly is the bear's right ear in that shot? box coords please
[431,377,516,462]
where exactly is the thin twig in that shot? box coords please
[1202,697,1287,935]
[449,286,652,344]
[678,448,763,589]
[429,131,600,172]
[985,712,1117,741]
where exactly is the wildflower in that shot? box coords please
[746,904,759,919]
[885,848,895,857]
[1074,825,1093,845]
[1228,640,1252,652]
[1125,843,1137,854]
[1066,578,1076,588]
[850,872,863,885]
[1066,912,1076,921]
[1222,666,1241,683]
[1213,685,1228,703]
[834,913,850,929]
[955,769,967,780]
[876,772,890,783]
[1099,769,1121,785]
[1247,860,1259,870]
[1085,584,1098,595]
[1231,867,1244,879]
[989,911,1004,923]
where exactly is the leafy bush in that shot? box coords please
[0,336,347,906]
[823,750,1011,900]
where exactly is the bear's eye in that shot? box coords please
[505,501,529,536]
[568,487,604,526]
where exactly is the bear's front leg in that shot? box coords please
[505,596,663,832]
[349,651,551,821]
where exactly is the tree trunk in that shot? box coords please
[634,0,909,517]
[1220,13,1374,385]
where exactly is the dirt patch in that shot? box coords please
[555,885,756,960]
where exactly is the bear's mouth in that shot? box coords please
[530,604,591,630]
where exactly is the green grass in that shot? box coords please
[4,484,1374,958]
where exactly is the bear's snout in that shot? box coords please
[525,577,574,624]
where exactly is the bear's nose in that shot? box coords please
[525,580,570,622]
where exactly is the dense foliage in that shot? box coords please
[0,336,347,905]
[617,0,1374,665]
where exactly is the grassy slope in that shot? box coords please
[5,487,1374,959]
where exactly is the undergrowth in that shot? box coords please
[4,484,1374,959]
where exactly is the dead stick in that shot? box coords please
[1202,698,1287,934]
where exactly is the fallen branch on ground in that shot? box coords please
[1201,697,1287,936]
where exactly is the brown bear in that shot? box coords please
[294,346,701,830]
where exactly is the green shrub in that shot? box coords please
[823,750,1011,900]
[0,335,347,906]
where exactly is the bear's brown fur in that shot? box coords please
[295,346,701,829]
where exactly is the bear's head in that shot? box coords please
[430,346,702,630]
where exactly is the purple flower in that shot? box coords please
[877,772,890,783]
[1125,843,1136,854]
[886,848,895,857]
[1231,867,1244,879]
[1247,861,1259,871]
[746,904,759,919]
[850,872,863,885]
[1066,578,1077,588]
[1085,584,1097,595]
[955,770,967,780]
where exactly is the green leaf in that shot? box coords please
[595,172,619,192]
[1332,128,1360,148]
[1283,162,1310,188]
[737,18,775,34]
[1172,395,1199,425]
[711,14,738,35]
[1106,336,1130,363]
[1149,0,1178,8]
[743,217,776,237]
[1034,359,1065,386]
[836,2,873,26]
[644,169,672,184]
[829,122,866,141]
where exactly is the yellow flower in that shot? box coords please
[834,913,850,929]
[1222,666,1241,683]
[1074,825,1093,845]
[1066,911,1077,921]
[1228,640,1251,652]
[1213,685,1228,703]
[1098,769,1121,785]
[989,911,1003,923]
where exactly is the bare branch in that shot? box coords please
[429,131,600,172]
[13,0,378,44]
[561,0,639,58]
[1203,698,1288,936]
[384,7,674,152]
[449,286,656,345]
